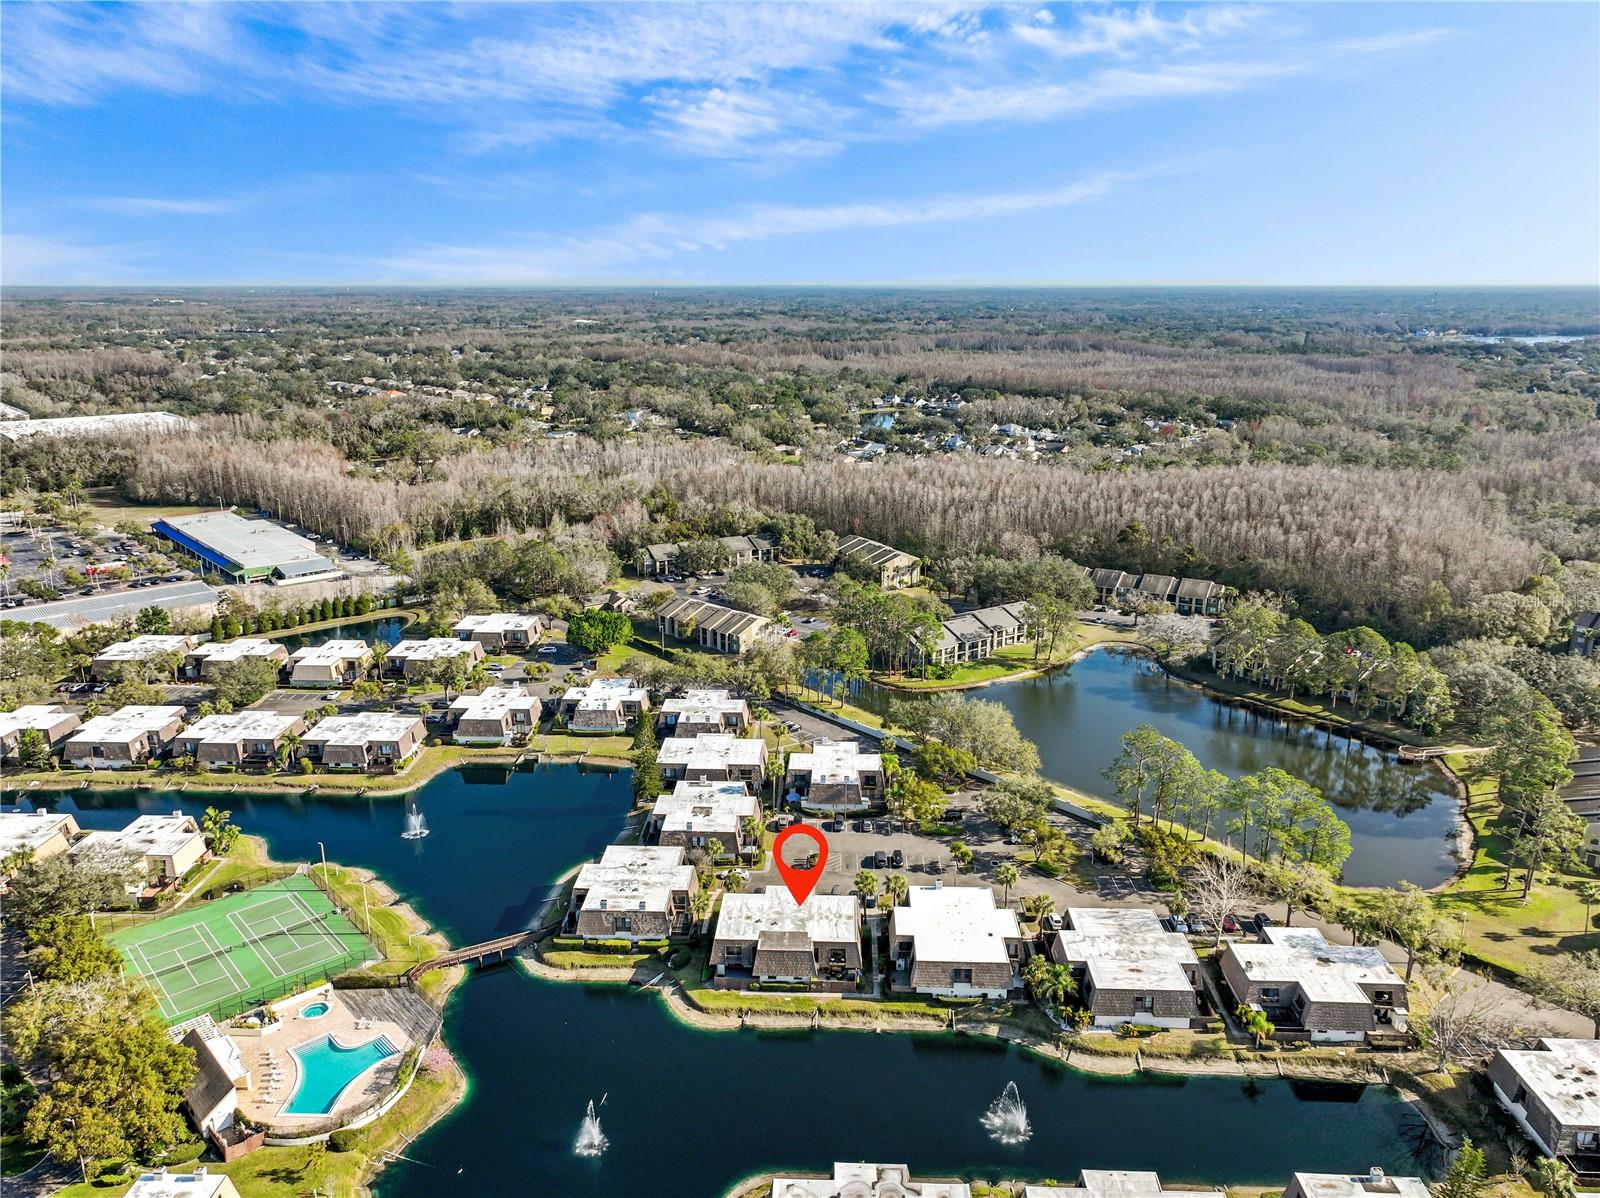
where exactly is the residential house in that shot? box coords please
[180,1026,253,1153]
[1489,1038,1600,1161]
[73,812,207,893]
[287,639,374,688]
[635,533,778,577]
[769,1163,970,1198]
[658,733,767,791]
[919,603,1031,667]
[782,740,884,811]
[1047,907,1203,1029]
[1130,574,1180,606]
[713,887,862,991]
[1572,611,1600,657]
[62,705,186,768]
[655,596,775,655]
[301,712,427,771]
[1217,925,1408,1044]
[1172,578,1227,616]
[449,684,541,745]
[836,535,921,589]
[890,884,1026,999]
[1082,568,1228,616]
[1281,1169,1432,1198]
[90,634,196,679]
[0,808,81,868]
[568,845,697,941]
[559,677,650,732]
[657,688,752,736]
[123,1168,242,1198]
[0,704,82,760]
[180,638,289,681]
[1026,1170,1299,1198]
[648,780,761,854]
[382,638,485,679]
[450,612,546,651]
[1564,745,1600,866]
[174,711,306,767]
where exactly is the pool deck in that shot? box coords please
[235,989,414,1132]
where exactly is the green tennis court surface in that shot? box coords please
[110,877,377,1024]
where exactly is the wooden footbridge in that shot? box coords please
[403,922,559,983]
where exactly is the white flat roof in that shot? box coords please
[95,635,195,663]
[0,412,193,441]
[658,733,765,771]
[891,884,1020,966]
[772,1163,971,1198]
[564,677,647,710]
[1496,1038,1600,1131]
[386,638,482,662]
[717,886,858,945]
[122,1169,233,1198]
[160,510,326,572]
[1288,1172,1431,1198]
[180,711,301,744]
[290,639,374,665]
[451,613,542,634]
[68,705,186,744]
[660,689,747,719]
[303,712,424,745]
[787,739,881,783]
[574,845,693,913]
[651,781,759,835]
[449,684,540,722]
[1228,926,1403,1005]
[188,638,287,664]
[0,809,78,856]
[77,812,201,859]
[1054,907,1199,992]
[0,705,77,736]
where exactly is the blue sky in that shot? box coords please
[2,2,1596,285]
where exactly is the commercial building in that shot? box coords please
[657,688,751,736]
[1489,1038,1600,1160]
[91,634,197,679]
[713,886,862,991]
[655,596,775,655]
[568,845,697,941]
[73,812,208,892]
[658,733,767,791]
[154,511,344,586]
[647,780,761,854]
[0,704,82,760]
[890,884,1026,1000]
[301,712,427,771]
[782,740,884,811]
[559,677,650,732]
[62,705,186,768]
[0,808,82,867]
[383,637,485,678]
[287,639,373,688]
[174,711,306,767]
[181,638,289,681]
[836,535,922,589]
[449,684,541,745]
[1218,925,1408,1044]
[0,412,193,441]
[1047,908,1203,1029]
[450,612,547,651]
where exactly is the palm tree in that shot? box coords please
[1580,881,1600,932]
[1023,893,1056,924]
[1023,956,1077,1009]
[854,870,878,904]
[274,732,301,771]
[884,874,910,907]
[723,868,747,894]
[995,862,1020,907]
[689,888,712,938]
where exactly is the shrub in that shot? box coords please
[668,949,691,969]
[329,1128,361,1152]
[159,1140,206,1166]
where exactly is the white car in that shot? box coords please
[320,691,341,701]
[536,645,560,655]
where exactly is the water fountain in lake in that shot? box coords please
[574,1095,608,1158]
[401,807,430,840]
[981,1081,1032,1145]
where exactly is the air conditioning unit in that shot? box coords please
[895,958,908,971]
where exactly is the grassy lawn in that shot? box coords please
[684,986,956,1020]
[1,1133,48,1177]
[533,731,632,759]
[309,862,436,979]
[1432,752,1599,977]
[542,950,654,969]
[875,622,1138,691]
[82,489,213,527]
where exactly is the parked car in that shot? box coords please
[1253,912,1276,929]
[889,849,904,869]
[1170,915,1189,934]
[829,817,844,833]
[1042,912,1064,932]
[536,645,560,655]
[942,808,965,822]
[320,691,341,701]
[854,819,871,833]
[871,850,888,869]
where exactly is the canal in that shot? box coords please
[30,766,1437,1195]
[857,648,1458,889]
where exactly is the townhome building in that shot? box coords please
[769,1163,970,1198]
[713,887,863,991]
[918,603,1031,667]
[1489,1038,1600,1161]
[180,638,289,681]
[91,634,197,679]
[450,612,546,651]
[73,811,208,893]
[1047,907,1203,1029]
[658,733,767,791]
[1571,611,1600,657]
[782,740,884,811]
[657,688,752,736]
[174,711,306,767]
[647,780,761,854]
[1280,1169,1432,1198]
[1087,569,1135,606]
[656,597,775,655]
[836,535,921,589]
[1218,925,1408,1044]
[890,884,1027,1000]
[287,639,374,688]
[1172,578,1228,616]
[449,683,541,745]
[568,845,697,941]
[382,637,485,679]
[62,705,187,768]
[0,808,82,869]
[0,704,82,760]
[559,677,650,732]
[301,712,427,771]
[635,533,778,577]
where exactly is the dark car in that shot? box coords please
[1253,912,1276,929]
[872,850,888,869]
[889,849,904,869]
[943,808,965,822]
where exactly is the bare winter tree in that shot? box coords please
[1413,968,1527,1073]
[1183,855,1257,950]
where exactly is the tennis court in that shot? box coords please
[110,877,377,1024]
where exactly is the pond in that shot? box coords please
[271,614,411,654]
[857,648,1459,890]
[27,766,1437,1195]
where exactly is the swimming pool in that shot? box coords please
[284,1034,399,1116]
[300,1001,330,1019]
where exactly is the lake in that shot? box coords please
[272,614,410,654]
[860,648,1460,889]
[25,766,1437,1195]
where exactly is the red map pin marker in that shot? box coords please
[773,824,829,906]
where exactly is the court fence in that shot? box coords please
[188,950,376,1024]
[304,863,428,972]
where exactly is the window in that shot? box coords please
[953,968,973,985]
[1136,996,1154,1012]
[828,949,847,964]
[615,915,633,932]
[1260,987,1280,1001]
[725,946,741,959]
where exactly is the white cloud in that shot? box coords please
[85,196,235,216]
[0,233,153,284]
